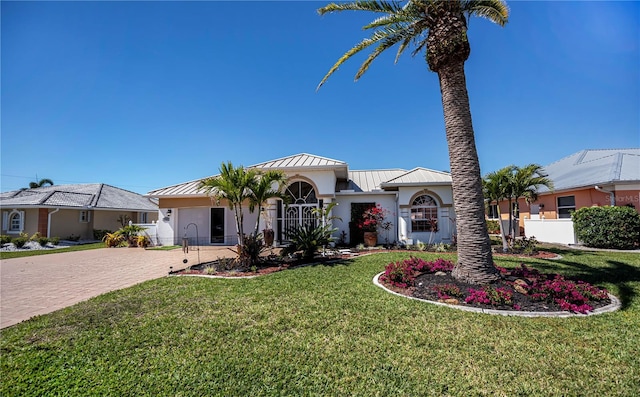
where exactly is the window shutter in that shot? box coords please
[2,211,7,230]
[19,211,25,231]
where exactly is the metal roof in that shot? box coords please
[148,153,350,197]
[0,184,158,211]
[341,170,408,192]
[539,148,640,192]
[381,167,452,187]
[251,153,347,169]
[146,177,209,197]
[148,154,455,197]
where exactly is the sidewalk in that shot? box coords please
[0,246,234,329]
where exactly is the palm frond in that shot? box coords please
[463,0,509,26]
[355,26,412,80]
[317,35,381,89]
[318,0,404,16]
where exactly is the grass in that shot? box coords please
[1,248,639,396]
[145,245,181,251]
[0,242,105,260]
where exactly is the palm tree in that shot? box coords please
[483,165,515,252]
[508,164,554,242]
[248,170,288,236]
[28,178,54,189]
[198,162,259,247]
[317,0,509,284]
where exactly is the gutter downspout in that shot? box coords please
[47,208,60,237]
[595,185,615,206]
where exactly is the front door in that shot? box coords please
[277,181,320,242]
[210,208,225,244]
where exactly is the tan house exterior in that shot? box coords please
[1,184,158,240]
[490,149,639,240]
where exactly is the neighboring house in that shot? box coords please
[0,184,159,240]
[147,153,456,247]
[490,148,639,243]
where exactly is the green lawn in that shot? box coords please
[0,242,105,260]
[1,248,639,396]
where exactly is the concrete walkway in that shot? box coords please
[0,246,234,329]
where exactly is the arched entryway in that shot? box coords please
[277,181,322,242]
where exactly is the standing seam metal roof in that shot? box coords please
[538,148,640,193]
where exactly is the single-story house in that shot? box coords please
[0,184,158,240]
[490,148,639,242]
[146,153,456,247]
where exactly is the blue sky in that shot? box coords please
[2,1,638,195]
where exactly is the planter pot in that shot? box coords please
[263,229,275,247]
[363,231,378,247]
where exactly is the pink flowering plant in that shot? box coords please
[379,256,454,288]
[359,204,389,232]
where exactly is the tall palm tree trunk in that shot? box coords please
[439,63,500,284]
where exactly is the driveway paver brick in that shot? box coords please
[1,246,233,329]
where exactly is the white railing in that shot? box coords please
[133,222,158,246]
[524,218,576,245]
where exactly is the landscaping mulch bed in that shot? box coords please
[171,254,352,277]
[409,272,611,312]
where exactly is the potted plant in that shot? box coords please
[261,208,275,247]
[358,204,389,247]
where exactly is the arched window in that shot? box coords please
[284,181,318,204]
[5,210,24,233]
[411,195,438,232]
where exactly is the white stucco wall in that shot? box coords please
[284,170,336,198]
[396,186,456,245]
[524,218,576,245]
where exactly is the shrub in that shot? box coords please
[572,206,640,249]
[12,236,29,248]
[93,229,111,241]
[232,233,268,269]
[136,235,150,248]
[0,235,11,245]
[381,260,414,288]
[49,236,60,245]
[37,237,49,247]
[103,232,126,248]
[379,257,454,288]
[281,224,336,260]
[486,220,501,234]
[513,236,539,255]
[432,284,463,300]
[465,286,514,306]
[30,232,41,241]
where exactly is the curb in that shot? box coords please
[372,272,621,318]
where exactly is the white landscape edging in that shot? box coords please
[372,272,621,318]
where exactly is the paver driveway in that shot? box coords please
[0,246,234,329]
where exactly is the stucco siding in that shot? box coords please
[49,209,92,239]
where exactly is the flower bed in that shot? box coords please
[378,257,612,314]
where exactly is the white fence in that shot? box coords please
[524,218,576,245]
[134,223,158,246]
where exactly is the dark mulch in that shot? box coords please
[171,254,351,277]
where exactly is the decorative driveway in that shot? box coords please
[0,246,234,329]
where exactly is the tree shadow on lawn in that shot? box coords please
[503,251,640,310]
